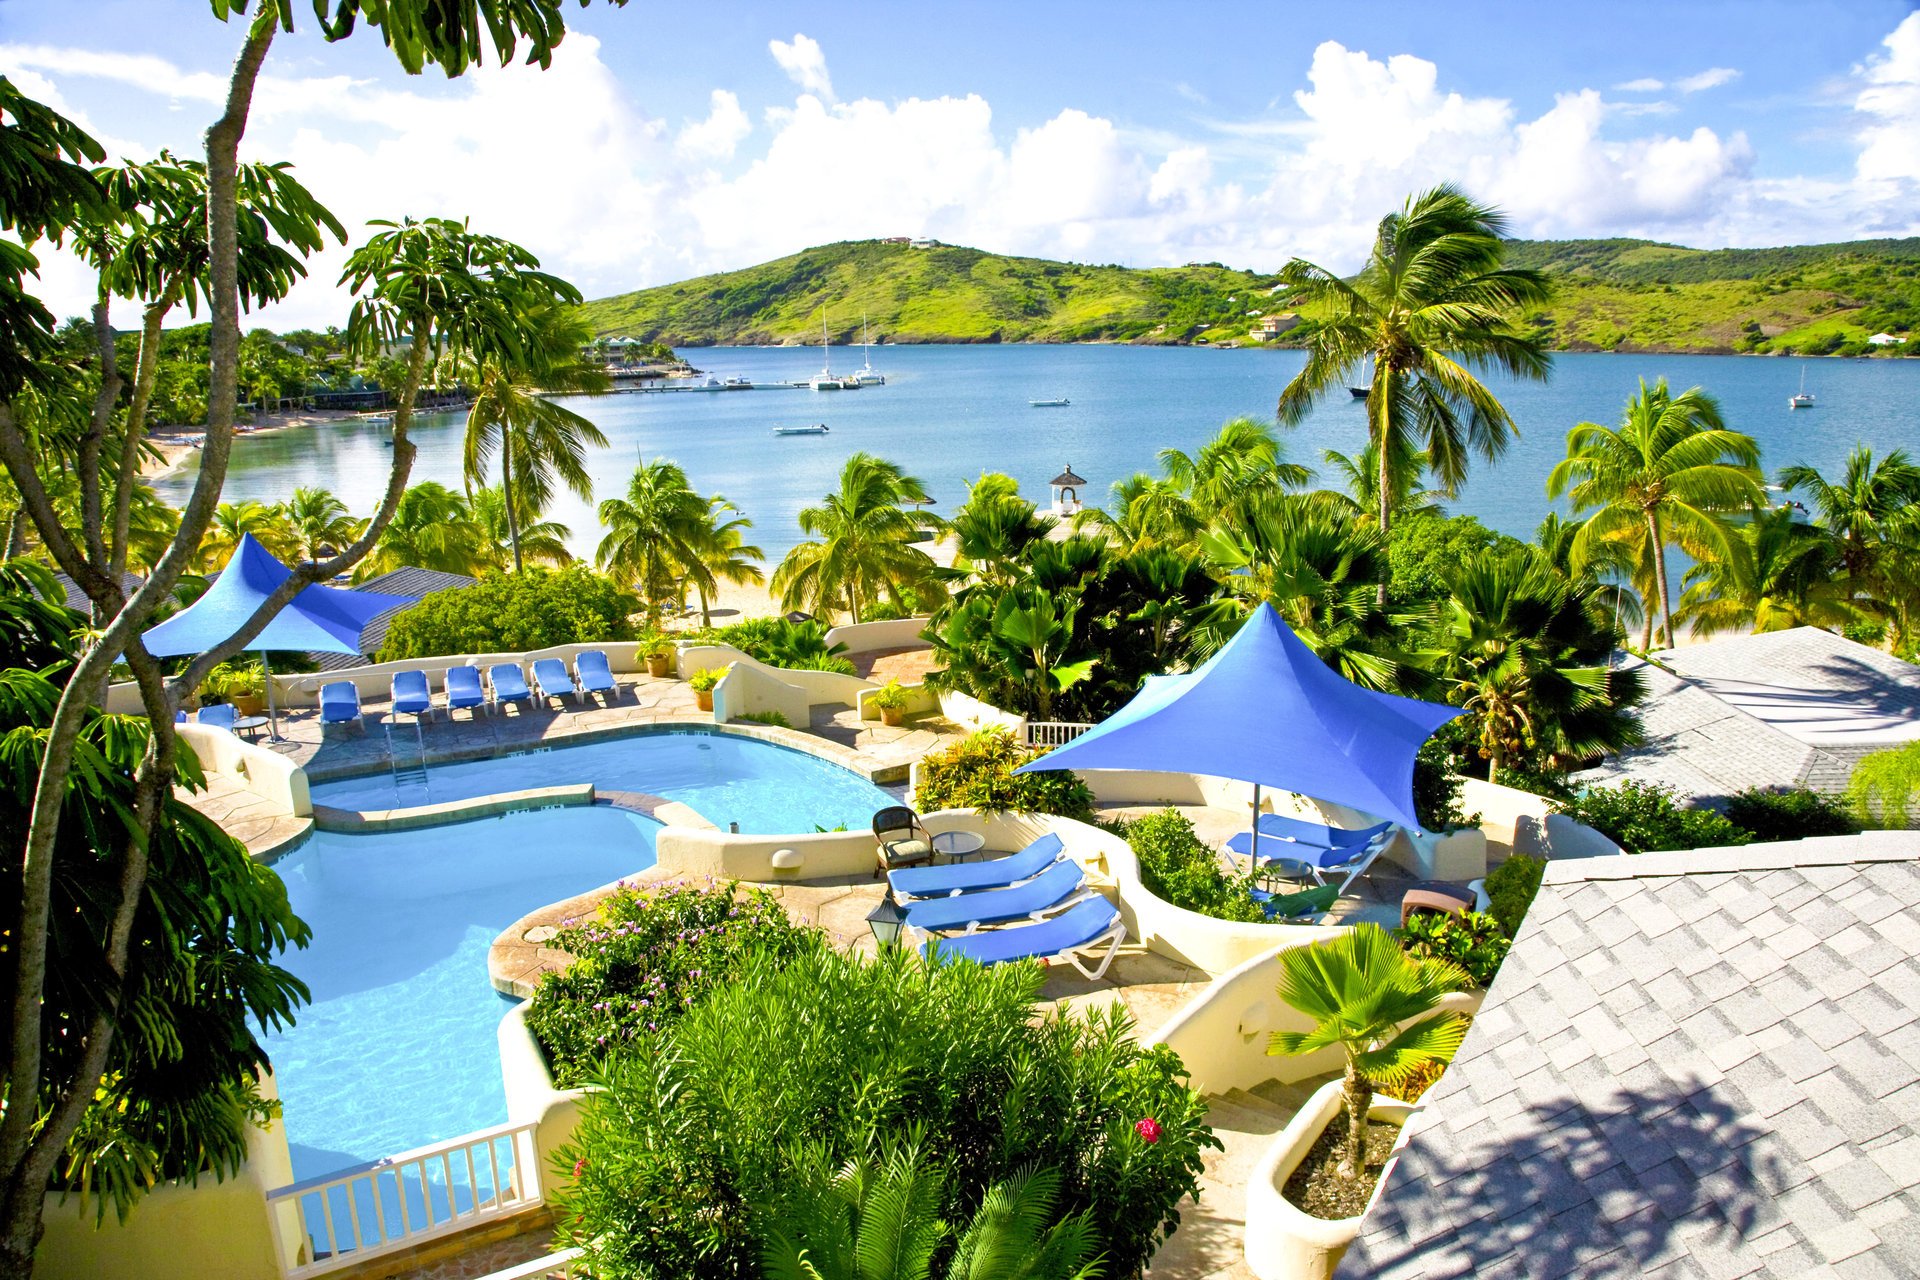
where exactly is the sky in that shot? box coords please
[5,0,1920,331]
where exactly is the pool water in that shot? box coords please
[309,727,897,833]
[265,805,659,1180]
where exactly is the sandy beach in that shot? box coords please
[141,407,395,480]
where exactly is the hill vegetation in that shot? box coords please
[580,236,1920,356]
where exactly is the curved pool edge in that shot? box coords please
[311,783,596,833]
[489,862,683,999]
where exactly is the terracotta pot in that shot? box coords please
[232,692,266,717]
[696,689,714,712]
[879,705,905,727]
[645,652,670,678]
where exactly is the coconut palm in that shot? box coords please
[596,459,752,624]
[1316,438,1445,525]
[1778,446,1920,639]
[1072,472,1197,552]
[351,482,490,580]
[1533,511,1644,646]
[688,500,766,626]
[1546,379,1763,650]
[1674,506,1863,638]
[760,1140,1102,1280]
[282,486,363,564]
[1157,417,1311,511]
[1276,186,1552,550]
[773,453,946,623]
[1431,548,1646,781]
[454,301,610,572]
[1268,924,1469,1181]
[194,499,296,569]
[470,485,571,570]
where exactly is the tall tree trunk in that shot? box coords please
[1340,1061,1373,1181]
[4,508,24,559]
[110,289,179,579]
[1647,508,1672,650]
[1371,368,1393,608]
[502,445,523,573]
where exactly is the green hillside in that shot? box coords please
[580,236,1920,356]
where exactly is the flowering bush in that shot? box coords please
[524,878,823,1084]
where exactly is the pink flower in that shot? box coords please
[1135,1118,1162,1144]
[572,1158,588,1177]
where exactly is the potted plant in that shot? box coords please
[205,663,267,716]
[1245,924,1468,1280]
[637,629,673,679]
[869,679,911,727]
[688,666,724,712]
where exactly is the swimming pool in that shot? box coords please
[266,805,659,1181]
[310,727,897,832]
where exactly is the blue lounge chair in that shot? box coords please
[888,832,1066,900]
[902,860,1089,936]
[531,658,578,706]
[390,670,433,721]
[487,663,533,710]
[196,703,238,730]
[1225,813,1395,857]
[318,681,363,732]
[444,665,486,718]
[924,898,1126,980]
[574,650,618,699]
[1228,821,1398,897]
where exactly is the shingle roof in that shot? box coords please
[1340,833,1920,1280]
[1658,628,1920,751]
[48,570,146,614]
[309,566,474,670]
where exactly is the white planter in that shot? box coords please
[1244,1079,1420,1280]
[1387,827,1488,881]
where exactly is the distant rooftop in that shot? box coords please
[1342,832,1920,1280]
[311,566,474,670]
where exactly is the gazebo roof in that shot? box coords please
[1051,465,1087,487]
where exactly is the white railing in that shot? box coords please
[1025,721,1096,748]
[267,1120,544,1279]
[478,1247,588,1279]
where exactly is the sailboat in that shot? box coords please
[1789,366,1816,410]
[809,307,850,390]
[851,314,885,386]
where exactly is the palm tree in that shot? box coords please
[1276,185,1552,552]
[282,486,363,564]
[760,1140,1102,1280]
[470,484,571,570]
[1546,378,1763,650]
[454,302,610,572]
[596,459,754,624]
[1157,417,1311,511]
[1674,506,1863,638]
[351,482,490,580]
[1778,446,1920,640]
[1432,548,1646,781]
[1316,438,1444,525]
[195,499,295,570]
[1268,924,1469,1180]
[773,453,946,623]
[1072,472,1197,552]
[1532,511,1644,644]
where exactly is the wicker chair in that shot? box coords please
[872,806,934,878]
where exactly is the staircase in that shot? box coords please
[385,719,431,805]
[1145,1075,1336,1280]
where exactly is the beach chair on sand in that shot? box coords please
[923,898,1126,980]
[390,670,433,722]
[318,681,363,733]
[574,650,618,699]
[486,663,534,711]
[888,832,1066,900]
[444,665,487,718]
[901,859,1091,936]
[531,658,579,707]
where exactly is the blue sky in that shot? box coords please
[5,0,1918,327]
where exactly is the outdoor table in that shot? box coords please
[232,715,270,742]
[931,830,987,864]
[1400,882,1474,926]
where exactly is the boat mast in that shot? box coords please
[821,305,831,376]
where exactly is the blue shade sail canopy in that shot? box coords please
[142,534,415,658]
[1016,603,1461,830]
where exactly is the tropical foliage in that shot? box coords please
[376,565,639,660]
[774,453,945,623]
[1558,781,1750,852]
[912,729,1097,823]
[1394,911,1511,987]
[1119,809,1265,923]
[597,457,762,625]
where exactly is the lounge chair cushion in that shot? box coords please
[903,860,1085,934]
[444,666,486,708]
[391,670,432,715]
[1253,883,1340,919]
[318,682,360,723]
[923,898,1121,968]
[576,651,616,691]
[880,837,933,867]
[888,833,1065,899]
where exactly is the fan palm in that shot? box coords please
[469,484,571,569]
[282,486,363,564]
[351,482,490,580]
[454,302,610,572]
[1546,378,1763,649]
[1674,506,1863,638]
[1533,511,1644,645]
[773,453,946,623]
[1268,924,1469,1180]
[759,1140,1102,1280]
[1276,186,1552,551]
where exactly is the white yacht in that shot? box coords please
[809,307,851,390]
[1789,366,1815,409]
[851,315,885,386]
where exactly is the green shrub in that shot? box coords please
[1724,786,1863,843]
[555,947,1216,1279]
[1850,741,1920,828]
[1559,780,1750,852]
[708,617,855,673]
[524,879,822,1085]
[1412,737,1476,832]
[1395,911,1511,987]
[1125,809,1265,923]
[1483,854,1546,935]
[378,567,639,660]
[734,710,792,729]
[914,728,1096,822]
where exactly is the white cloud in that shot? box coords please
[1855,12,1920,184]
[1615,77,1667,93]
[1675,66,1740,94]
[676,89,751,161]
[768,33,834,101]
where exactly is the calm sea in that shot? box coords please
[155,346,1920,562]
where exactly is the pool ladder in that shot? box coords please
[386,719,431,804]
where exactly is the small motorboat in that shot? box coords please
[773,424,830,436]
[1029,398,1071,407]
[1348,386,1371,399]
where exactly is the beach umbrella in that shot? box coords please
[1017,603,1460,863]
[143,535,416,740]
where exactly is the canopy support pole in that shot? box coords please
[261,651,283,742]
[1248,782,1262,883]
